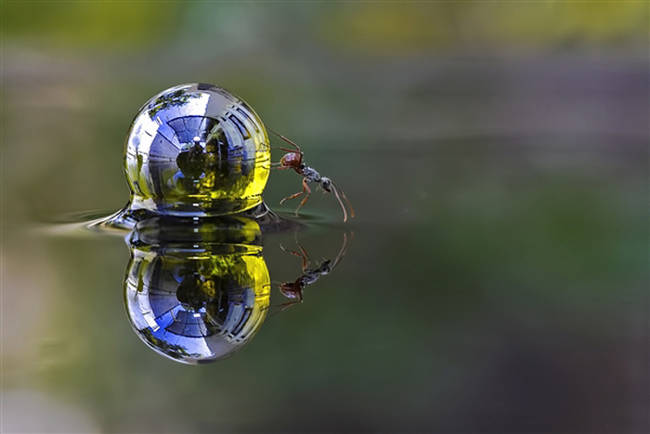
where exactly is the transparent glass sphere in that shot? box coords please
[124,83,270,217]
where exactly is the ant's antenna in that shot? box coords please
[330,232,351,269]
[330,183,349,223]
[333,181,355,219]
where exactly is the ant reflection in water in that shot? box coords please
[275,233,351,312]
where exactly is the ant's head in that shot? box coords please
[321,177,332,193]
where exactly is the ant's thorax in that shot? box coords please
[301,166,321,183]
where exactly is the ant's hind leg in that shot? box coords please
[268,298,302,316]
[273,147,299,154]
[278,299,302,312]
[268,129,302,153]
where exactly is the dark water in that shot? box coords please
[3,134,647,433]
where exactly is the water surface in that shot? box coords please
[3,133,647,432]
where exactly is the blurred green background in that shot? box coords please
[2,1,648,433]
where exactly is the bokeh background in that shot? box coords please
[2,1,648,433]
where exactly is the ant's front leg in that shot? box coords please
[280,189,304,205]
[296,243,311,271]
[280,177,309,205]
[294,178,312,216]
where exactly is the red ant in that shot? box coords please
[274,232,351,311]
[269,129,355,222]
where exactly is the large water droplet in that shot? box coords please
[124,83,270,217]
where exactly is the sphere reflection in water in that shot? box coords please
[124,83,270,217]
[124,217,270,364]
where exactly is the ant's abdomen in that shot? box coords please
[124,83,270,217]
[280,152,301,167]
